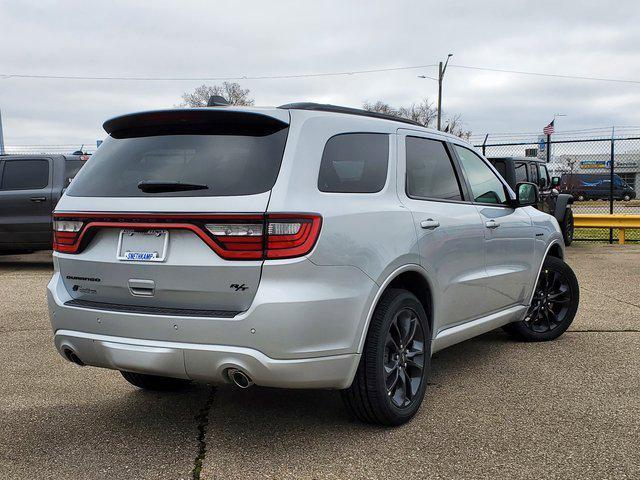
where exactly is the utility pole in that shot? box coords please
[0,108,5,155]
[437,54,453,131]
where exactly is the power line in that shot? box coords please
[0,64,437,82]
[449,64,640,85]
[1,63,639,85]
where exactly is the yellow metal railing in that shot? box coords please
[573,214,640,244]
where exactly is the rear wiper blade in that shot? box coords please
[137,181,209,193]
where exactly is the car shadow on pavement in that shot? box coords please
[197,329,519,477]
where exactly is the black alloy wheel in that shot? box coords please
[342,288,430,426]
[525,267,572,333]
[384,307,426,408]
[504,256,579,342]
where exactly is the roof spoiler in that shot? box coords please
[102,109,288,135]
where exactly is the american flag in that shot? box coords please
[543,120,555,135]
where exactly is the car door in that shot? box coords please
[397,131,488,332]
[451,144,535,313]
[0,158,53,248]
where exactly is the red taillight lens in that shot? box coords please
[52,213,322,260]
[265,214,322,259]
[53,220,83,253]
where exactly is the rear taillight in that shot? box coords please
[52,213,322,260]
[53,220,84,253]
[265,215,322,259]
[203,214,322,260]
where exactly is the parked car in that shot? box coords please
[488,156,575,245]
[556,173,636,202]
[48,103,579,426]
[0,154,88,255]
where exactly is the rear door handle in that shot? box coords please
[420,219,440,230]
[485,219,500,229]
[29,196,46,202]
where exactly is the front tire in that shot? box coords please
[341,289,430,426]
[120,371,192,391]
[561,209,574,246]
[504,256,579,342]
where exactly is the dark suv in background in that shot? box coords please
[0,154,88,255]
[489,156,574,245]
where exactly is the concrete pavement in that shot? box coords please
[0,245,638,479]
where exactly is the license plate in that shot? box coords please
[117,229,169,262]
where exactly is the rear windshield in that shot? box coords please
[66,123,288,197]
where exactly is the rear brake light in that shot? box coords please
[53,220,84,253]
[52,213,321,260]
[265,215,321,259]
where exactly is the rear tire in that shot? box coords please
[120,371,192,391]
[561,209,574,246]
[341,288,430,426]
[504,256,579,342]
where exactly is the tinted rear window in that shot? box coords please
[318,133,389,193]
[405,137,462,201]
[66,123,288,197]
[2,159,49,190]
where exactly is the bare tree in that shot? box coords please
[397,99,436,128]
[363,98,470,139]
[179,82,254,107]
[362,100,397,116]
[443,113,472,140]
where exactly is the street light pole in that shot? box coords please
[437,54,453,131]
[0,108,5,155]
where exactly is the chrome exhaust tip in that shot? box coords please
[63,348,85,366]
[228,368,253,389]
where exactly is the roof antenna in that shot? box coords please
[207,95,230,107]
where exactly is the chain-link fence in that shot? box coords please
[471,129,640,243]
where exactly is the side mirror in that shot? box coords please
[551,176,561,187]
[516,182,539,207]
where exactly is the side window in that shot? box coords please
[538,164,550,186]
[528,164,539,183]
[453,145,507,205]
[493,160,507,180]
[1,160,49,190]
[514,162,528,183]
[318,133,389,193]
[405,137,462,201]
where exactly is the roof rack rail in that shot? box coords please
[278,102,423,127]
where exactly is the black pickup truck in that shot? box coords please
[488,156,575,246]
[0,154,88,254]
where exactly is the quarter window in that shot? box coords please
[1,160,49,190]
[405,137,462,201]
[454,145,507,204]
[318,133,389,193]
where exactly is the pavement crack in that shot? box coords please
[580,287,640,310]
[192,386,216,480]
[568,329,640,333]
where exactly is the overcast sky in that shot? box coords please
[1,0,640,148]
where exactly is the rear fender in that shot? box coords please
[553,194,573,223]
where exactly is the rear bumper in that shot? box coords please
[48,257,375,388]
[54,330,359,388]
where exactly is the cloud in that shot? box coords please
[1,0,639,146]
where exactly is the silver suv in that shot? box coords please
[48,102,579,426]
